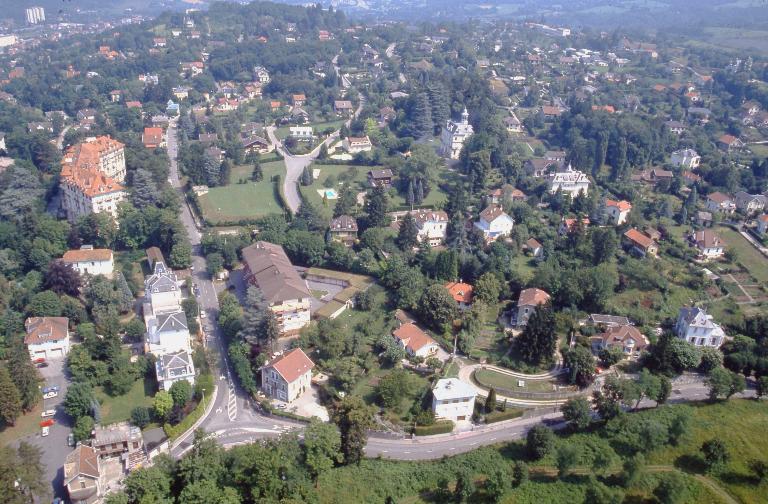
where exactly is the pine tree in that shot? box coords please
[407,180,415,208]
[318,143,329,160]
[131,168,162,209]
[333,186,357,218]
[396,212,420,251]
[114,271,133,313]
[219,159,232,185]
[301,166,313,186]
[427,83,450,134]
[7,341,40,411]
[364,186,389,228]
[484,388,497,413]
[238,286,267,346]
[203,154,221,187]
[415,179,424,205]
[251,161,263,182]
[0,365,22,425]
[412,92,433,139]
[517,304,557,365]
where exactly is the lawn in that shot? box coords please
[473,369,561,394]
[716,226,768,283]
[0,401,44,446]
[95,377,155,425]
[197,159,286,224]
[275,119,346,141]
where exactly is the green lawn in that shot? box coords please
[197,159,286,224]
[716,226,768,283]
[95,377,155,425]
[473,369,559,393]
[275,119,346,141]
[0,401,44,446]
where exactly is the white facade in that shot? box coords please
[289,126,314,140]
[145,262,182,313]
[670,149,701,169]
[474,206,514,243]
[24,317,70,360]
[343,136,373,153]
[431,378,476,423]
[61,247,114,277]
[26,7,45,24]
[414,210,449,247]
[548,165,590,197]
[145,311,192,356]
[155,350,195,391]
[60,182,126,223]
[675,307,725,348]
[440,108,474,159]
[603,200,632,225]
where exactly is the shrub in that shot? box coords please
[413,420,454,436]
[485,409,524,424]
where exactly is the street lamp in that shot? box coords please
[201,388,206,406]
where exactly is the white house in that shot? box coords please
[145,311,192,356]
[514,288,550,327]
[413,209,449,246]
[439,108,474,159]
[548,165,590,197]
[670,148,701,169]
[289,126,314,140]
[155,350,196,391]
[61,246,114,277]
[392,323,439,358]
[145,262,182,314]
[734,191,767,215]
[693,229,725,260]
[342,136,373,153]
[474,204,514,243]
[431,378,476,423]
[261,348,315,403]
[24,317,70,360]
[675,307,725,348]
[706,192,736,214]
[603,199,632,225]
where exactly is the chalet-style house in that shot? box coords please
[261,348,315,403]
[623,228,658,258]
[675,307,725,348]
[328,215,358,247]
[474,204,514,243]
[392,323,439,358]
[514,288,550,327]
[24,317,70,360]
[367,169,393,188]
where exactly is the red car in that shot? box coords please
[33,358,46,364]
[39,419,54,428]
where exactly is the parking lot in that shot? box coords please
[24,357,73,501]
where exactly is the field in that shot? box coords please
[197,158,286,224]
[473,369,562,394]
[95,378,155,425]
[275,119,346,141]
[716,226,768,283]
[687,27,768,55]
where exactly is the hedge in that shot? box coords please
[258,399,310,423]
[484,409,525,424]
[413,420,454,436]
[164,376,214,439]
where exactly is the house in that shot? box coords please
[291,94,306,107]
[156,350,196,391]
[334,100,354,115]
[253,66,270,83]
[682,170,702,186]
[541,105,565,119]
[92,423,144,460]
[524,158,559,178]
[413,209,449,247]
[289,126,313,140]
[166,100,180,116]
[205,146,225,163]
[126,101,142,110]
[474,204,514,243]
[261,348,315,403]
[665,120,687,136]
[696,211,714,227]
[670,149,701,169]
[632,168,674,185]
[587,314,631,328]
[392,323,439,358]
[241,135,272,155]
[717,134,745,152]
[675,307,725,348]
[692,229,725,259]
[504,112,522,133]
[623,228,658,257]
[109,90,122,103]
[558,217,590,236]
[64,445,102,504]
[142,127,165,149]
[379,106,396,124]
[590,325,649,358]
[545,151,567,163]
[24,317,70,360]
[328,215,358,246]
[514,288,550,327]
[367,169,393,188]
[439,108,474,159]
[603,199,632,225]
[445,282,473,310]
[145,311,192,356]
[526,238,544,259]
[431,378,476,422]
[734,191,767,215]
[242,242,312,336]
[61,246,114,277]
[144,262,181,313]
[548,165,590,196]
[756,214,768,235]
[343,136,373,154]
[706,192,736,214]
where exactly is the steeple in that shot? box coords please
[461,107,469,124]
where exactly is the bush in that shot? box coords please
[131,406,151,429]
[413,420,454,436]
[485,409,524,424]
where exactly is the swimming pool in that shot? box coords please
[317,188,338,199]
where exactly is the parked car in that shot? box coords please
[41,385,60,394]
[41,409,56,418]
[41,426,50,437]
[40,419,54,428]
[33,357,46,364]
[43,391,58,399]
[36,362,49,368]
[200,310,206,319]
[67,433,75,447]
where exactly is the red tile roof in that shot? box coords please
[24,317,69,346]
[445,282,473,304]
[393,323,436,353]
[62,248,113,263]
[518,288,550,307]
[624,228,656,249]
[266,348,314,384]
[605,199,632,212]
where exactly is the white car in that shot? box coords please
[200,311,206,319]
[43,392,58,399]
[41,426,50,437]
[41,409,56,418]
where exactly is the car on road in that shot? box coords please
[36,362,49,368]
[33,357,46,364]
[40,419,54,428]
[67,433,75,447]
[43,391,58,399]
[200,310,206,319]
[41,426,50,437]
[42,386,60,394]
[41,409,56,418]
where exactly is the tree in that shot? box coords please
[484,388,497,413]
[756,376,768,399]
[585,477,624,504]
[563,345,596,387]
[303,419,342,483]
[251,160,263,181]
[417,285,458,332]
[377,370,410,409]
[561,397,592,431]
[44,260,82,296]
[7,341,41,411]
[153,390,174,422]
[698,347,724,374]
[27,290,62,317]
[484,467,509,503]
[169,241,192,269]
[526,424,554,460]
[64,382,95,420]
[333,186,357,218]
[364,185,389,228]
[396,212,419,251]
[2,442,49,503]
[598,346,625,368]
[656,376,672,405]
[301,165,313,186]
[706,367,744,401]
[701,439,729,474]
[516,304,557,365]
[592,376,624,420]
[73,415,94,442]
[206,252,224,277]
[749,459,768,483]
[556,445,580,478]
[453,468,475,503]
[622,453,645,488]
[512,461,529,487]
[124,465,172,503]
[653,472,690,504]
[474,272,501,304]
[0,365,22,425]
[412,92,433,139]
[131,406,151,429]
[331,396,374,465]
[169,380,193,409]
[283,229,326,266]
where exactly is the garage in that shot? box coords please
[48,348,64,359]
[34,350,46,360]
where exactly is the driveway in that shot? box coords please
[274,385,329,421]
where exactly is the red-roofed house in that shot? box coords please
[706,192,736,214]
[603,199,632,225]
[25,317,70,360]
[717,134,745,152]
[515,288,550,327]
[445,282,473,309]
[392,323,439,358]
[692,230,725,260]
[590,325,648,358]
[623,228,658,257]
[62,246,114,277]
[142,127,165,149]
[261,348,315,403]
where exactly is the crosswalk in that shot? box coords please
[227,378,237,421]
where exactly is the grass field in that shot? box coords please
[95,378,155,425]
[473,369,560,393]
[716,226,768,283]
[275,119,346,141]
[197,159,286,224]
[0,401,44,446]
